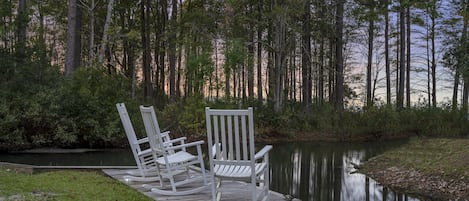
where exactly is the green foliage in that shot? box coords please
[224,38,246,73]
[0,169,152,201]
[160,95,208,137]
[160,97,469,141]
[186,53,214,94]
[0,59,136,151]
[0,49,62,151]
[53,68,135,148]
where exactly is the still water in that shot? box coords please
[269,140,418,201]
[0,140,418,201]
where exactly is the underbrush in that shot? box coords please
[160,100,469,141]
[0,66,137,151]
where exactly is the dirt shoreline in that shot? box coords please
[360,138,469,201]
[362,164,469,200]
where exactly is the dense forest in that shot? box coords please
[0,0,468,151]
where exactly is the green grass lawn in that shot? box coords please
[0,168,153,201]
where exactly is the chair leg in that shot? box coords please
[197,146,208,185]
[170,176,177,192]
[211,176,217,201]
[251,175,257,201]
[264,155,270,200]
[264,169,269,199]
[156,165,164,187]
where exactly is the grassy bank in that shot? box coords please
[0,168,152,201]
[360,138,469,200]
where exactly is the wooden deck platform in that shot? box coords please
[103,168,288,201]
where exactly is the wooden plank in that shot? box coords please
[102,169,288,201]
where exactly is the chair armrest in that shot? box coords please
[164,140,204,151]
[254,145,273,160]
[161,131,170,137]
[165,137,187,145]
[136,148,152,156]
[136,137,149,144]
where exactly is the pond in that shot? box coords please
[269,140,418,201]
[0,140,418,201]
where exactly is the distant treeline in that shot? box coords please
[0,1,468,151]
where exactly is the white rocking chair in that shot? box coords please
[205,107,273,201]
[139,105,209,195]
[116,103,161,182]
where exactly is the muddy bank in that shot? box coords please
[360,138,469,201]
[363,162,469,200]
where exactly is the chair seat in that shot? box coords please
[214,163,267,179]
[156,151,196,165]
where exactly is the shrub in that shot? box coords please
[52,67,135,148]
[0,51,62,151]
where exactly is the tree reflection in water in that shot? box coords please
[269,141,419,201]
[0,140,421,201]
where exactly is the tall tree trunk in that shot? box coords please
[169,0,178,100]
[215,40,219,98]
[87,0,96,67]
[335,0,345,111]
[430,1,437,107]
[366,3,374,108]
[319,39,324,105]
[396,15,400,104]
[225,69,231,98]
[406,6,411,107]
[233,67,237,99]
[452,69,460,110]
[248,25,255,99]
[314,0,326,104]
[302,0,312,109]
[463,82,469,111]
[16,0,27,59]
[36,1,47,68]
[273,9,287,112]
[65,0,81,76]
[426,13,432,107]
[242,63,246,100]
[257,0,263,102]
[461,0,468,110]
[384,0,391,105]
[329,38,335,103]
[158,0,167,99]
[98,0,115,65]
[257,24,263,102]
[121,9,136,99]
[267,19,275,105]
[141,0,152,100]
[397,3,406,109]
[176,0,183,98]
